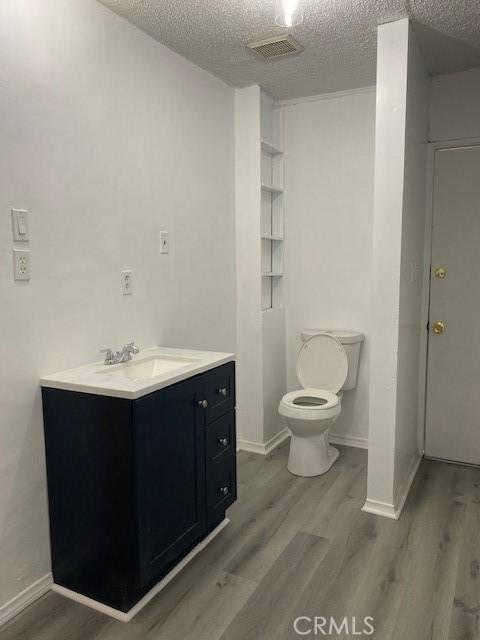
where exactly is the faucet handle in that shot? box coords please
[125,342,140,354]
[100,348,115,364]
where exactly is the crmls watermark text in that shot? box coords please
[293,616,375,636]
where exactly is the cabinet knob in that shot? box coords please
[217,387,228,397]
[198,399,209,409]
[219,486,229,496]
[218,438,228,447]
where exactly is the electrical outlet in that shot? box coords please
[121,270,133,295]
[160,230,169,254]
[13,249,30,281]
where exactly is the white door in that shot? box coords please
[425,145,480,465]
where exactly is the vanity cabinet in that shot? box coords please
[42,361,236,613]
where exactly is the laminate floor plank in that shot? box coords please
[386,462,470,640]
[220,532,329,640]
[447,465,480,640]
[275,510,387,640]
[301,448,367,538]
[2,449,480,640]
[0,591,108,640]
[224,446,365,582]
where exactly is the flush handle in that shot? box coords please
[432,321,445,335]
[435,267,446,279]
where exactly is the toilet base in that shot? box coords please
[287,431,339,477]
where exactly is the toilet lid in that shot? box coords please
[296,333,348,393]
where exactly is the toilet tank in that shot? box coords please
[301,329,364,391]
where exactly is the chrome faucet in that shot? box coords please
[101,342,140,365]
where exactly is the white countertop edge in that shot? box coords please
[40,347,235,400]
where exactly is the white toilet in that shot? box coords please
[279,329,364,477]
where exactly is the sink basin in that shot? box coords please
[41,346,235,399]
[97,355,201,380]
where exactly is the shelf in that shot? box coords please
[261,272,283,277]
[261,183,284,194]
[261,140,283,155]
[261,234,284,241]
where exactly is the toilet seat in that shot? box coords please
[279,388,341,421]
[281,388,338,410]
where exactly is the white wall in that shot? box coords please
[260,91,287,444]
[260,90,283,148]
[235,85,263,445]
[429,68,480,142]
[394,27,430,501]
[262,309,287,441]
[282,89,376,445]
[235,87,287,448]
[366,19,429,517]
[0,0,235,614]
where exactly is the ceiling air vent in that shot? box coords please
[247,35,304,60]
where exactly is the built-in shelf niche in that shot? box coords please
[261,141,284,311]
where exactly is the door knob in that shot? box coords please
[435,267,446,279]
[432,321,445,334]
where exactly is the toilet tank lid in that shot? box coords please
[301,329,365,345]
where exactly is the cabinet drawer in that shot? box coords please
[202,362,235,424]
[206,412,235,462]
[206,453,236,527]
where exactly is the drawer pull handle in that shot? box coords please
[219,486,229,496]
[218,438,228,447]
[198,399,209,409]
[217,387,228,397]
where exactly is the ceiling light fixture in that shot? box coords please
[275,0,303,28]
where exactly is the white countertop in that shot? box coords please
[40,347,235,400]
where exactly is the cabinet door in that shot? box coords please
[134,378,206,588]
[206,446,237,529]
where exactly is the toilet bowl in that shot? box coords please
[279,330,363,477]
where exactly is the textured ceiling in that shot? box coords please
[98,0,480,99]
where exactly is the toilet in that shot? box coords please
[279,329,364,477]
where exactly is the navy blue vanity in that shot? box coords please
[41,359,236,615]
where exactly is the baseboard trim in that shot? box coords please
[362,452,422,520]
[329,433,368,450]
[0,572,53,626]
[362,498,398,520]
[237,428,290,455]
[51,518,230,623]
[238,429,368,455]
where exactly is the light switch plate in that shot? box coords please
[13,249,30,281]
[11,209,29,242]
[121,270,133,295]
[160,230,169,254]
